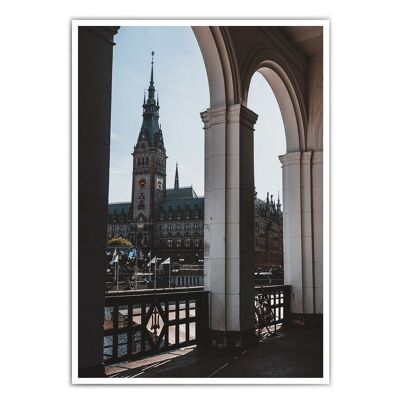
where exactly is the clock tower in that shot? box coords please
[131,52,167,250]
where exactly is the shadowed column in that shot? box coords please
[78,26,119,377]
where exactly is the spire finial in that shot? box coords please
[150,51,154,85]
[277,190,281,211]
[174,163,179,190]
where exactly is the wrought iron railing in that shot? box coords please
[255,285,290,339]
[103,288,209,365]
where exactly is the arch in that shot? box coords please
[242,56,306,153]
[192,27,239,107]
[314,103,323,151]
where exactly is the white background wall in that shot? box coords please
[1,0,400,397]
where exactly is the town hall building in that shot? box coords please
[107,53,283,270]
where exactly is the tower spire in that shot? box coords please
[174,163,180,190]
[150,50,154,85]
[146,51,156,102]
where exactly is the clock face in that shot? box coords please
[156,178,163,190]
[138,178,146,188]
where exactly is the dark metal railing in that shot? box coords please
[255,285,290,338]
[103,288,209,365]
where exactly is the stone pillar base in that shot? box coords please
[290,313,323,327]
[209,329,258,349]
[78,363,105,378]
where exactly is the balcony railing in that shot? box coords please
[103,288,209,365]
[103,285,290,366]
[255,285,290,338]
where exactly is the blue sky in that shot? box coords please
[109,26,285,204]
[248,72,286,202]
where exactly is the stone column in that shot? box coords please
[280,150,324,320]
[201,104,258,347]
[312,151,323,314]
[78,26,118,377]
[279,152,303,315]
[201,105,227,340]
[300,151,315,314]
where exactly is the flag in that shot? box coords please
[147,256,156,267]
[128,247,137,260]
[110,248,119,265]
[161,257,170,265]
[145,251,151,262]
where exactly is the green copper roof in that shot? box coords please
[108,202,130,215]
[166,187,198,200]
[108,187,205,219]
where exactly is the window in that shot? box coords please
[185,238,191,247]
[167,239,173,248]
[176,238,182,247]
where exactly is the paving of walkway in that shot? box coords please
[106,325,323,379]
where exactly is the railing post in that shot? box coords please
[283,285,291,327]
[196,292,209,349]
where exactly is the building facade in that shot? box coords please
[107,54,283,270]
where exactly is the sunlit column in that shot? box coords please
[201,104,258,346]
[201,106,227,335]
[279,152,304,314]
